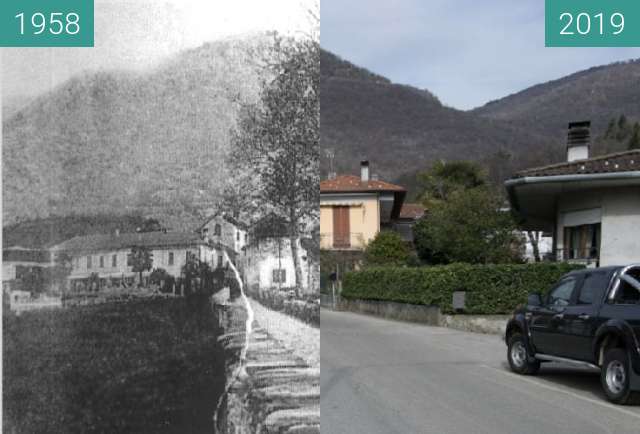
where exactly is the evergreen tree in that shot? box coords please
[617,115,629,140]
[629,123,640,150]
[604,118,616,139]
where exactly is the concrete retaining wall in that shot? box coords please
[338,298,441,325]
[336,298,508,335]
[439,314,509,336]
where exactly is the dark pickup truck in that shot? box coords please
[505,264,640,404]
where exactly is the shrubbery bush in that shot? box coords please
[342,263,584,314]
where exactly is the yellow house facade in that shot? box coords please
[320,161,406,250]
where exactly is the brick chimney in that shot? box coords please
[567,121,590,162]
[360,160,370,182]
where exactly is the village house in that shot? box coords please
[50,230,233,291]
[197,212,249,268]
[506,121,640,267]
[393,203,426,243]
[244,213,317,295]
[320,160,408,250]
[2,246,54,292]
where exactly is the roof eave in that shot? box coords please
[505,170,640,188]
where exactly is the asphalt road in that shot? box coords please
[321,309,640,434]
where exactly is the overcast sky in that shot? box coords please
[322,0,640,110]
[1,0,315,101]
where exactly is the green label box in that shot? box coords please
[546,0,640,47]
[0,0,94,47]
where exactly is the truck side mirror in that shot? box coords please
[527,293,543,307]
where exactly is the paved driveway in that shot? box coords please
[321,309,640,434]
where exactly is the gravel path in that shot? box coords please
[249,299,320,369]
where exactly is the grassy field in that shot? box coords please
[3,297,229,433]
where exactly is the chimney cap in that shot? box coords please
[360,159,369,167]
[568,120,591,129]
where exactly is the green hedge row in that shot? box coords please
[342,263,584,314]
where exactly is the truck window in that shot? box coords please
[578,272,609,305]
[548,277,578,306]
[614,268,640,304]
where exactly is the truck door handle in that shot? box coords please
[553,313,564,320]
[578,314,590,320]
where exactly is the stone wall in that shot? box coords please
[215,294,319,433]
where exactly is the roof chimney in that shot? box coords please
[360,160,370,182]
[567,121,590,162]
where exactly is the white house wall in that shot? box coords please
[556,187,640,266]
[67,245,215,280]
[245,238,312,293]
[201,216,247,255]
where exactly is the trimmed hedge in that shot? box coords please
[342,263,584,314]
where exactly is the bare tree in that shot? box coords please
[526,231,541,262]
[228,36,319,294]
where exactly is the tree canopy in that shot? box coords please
[417,160,487,206]
[227,35,319,292]
[364,231,411,267]
[414,188,523,264]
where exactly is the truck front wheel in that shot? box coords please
[601,348,638,404]
[507,333,540,375]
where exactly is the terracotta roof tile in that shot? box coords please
[320,175,405,193]
[515,150,640,178]
[399,203,426,219]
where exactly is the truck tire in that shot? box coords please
[601,348,639,405]
[507,333,540,375]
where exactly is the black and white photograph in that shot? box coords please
[2,1,319,432]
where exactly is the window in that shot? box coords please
[613,268,640,304]
[564,223,600,261]
[87,256,92,269]
[547,277,577,306]
[272,269,286,284]
[217,255,223,268]
[237,231,240,241]
[214,224,221,236]
[578,272,609,305]
[99,256,104,268]
[168,252,174,266]
[112,254,117,267]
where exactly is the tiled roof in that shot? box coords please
[399,203,426,219]
[52,231,205,253]
[197,212,248,230]
[320,175,405,193]
[514,150,640,178]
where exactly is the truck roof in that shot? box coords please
[566,266,622,277]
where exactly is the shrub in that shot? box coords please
[342,263,584,314]
[250,287,319,327]
[363,230,411,267]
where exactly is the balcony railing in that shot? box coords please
[555,248,600,266]
[320,232,365,250]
